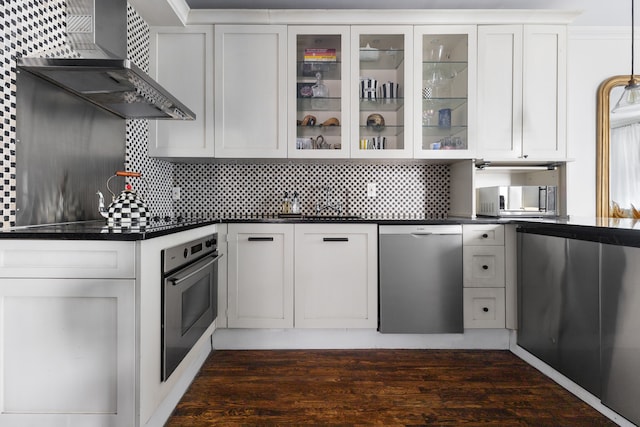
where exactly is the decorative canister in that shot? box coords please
[381,81,399,99]
[360,77,378,99]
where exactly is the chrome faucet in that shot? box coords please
[315,186,342,215]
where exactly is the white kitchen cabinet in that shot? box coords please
[149,25,214,158]
[288,26,351,159]
[215,25,288,158]
[350,26,414,159]
[294,223,377,328]
[462,224,506,328]
[463,246,506,287]
[413,25,477,159]
[463,287,506,329]
[227,223,294,328]
[0,241,136,427]
[0,225,220,427]
[477,25,567,161]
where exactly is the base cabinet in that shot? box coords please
[517,230,600,397]
[294,224,378,328]
[225,223,378,329]
[600,244,640,425]
[227,224,294,328]
[462,224,506,328]
[0,241,136,427]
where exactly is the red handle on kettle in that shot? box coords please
[115,171,141,178]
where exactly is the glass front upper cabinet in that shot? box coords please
[288,26,350,158]
[414,26,476,159]
[350,26,413,158]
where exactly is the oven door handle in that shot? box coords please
[170,254,223,286]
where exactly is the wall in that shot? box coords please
[566,27,629,217]
[1,4,629,225]
[0,1,174,228]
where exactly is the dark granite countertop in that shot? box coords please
[1,215,640,244]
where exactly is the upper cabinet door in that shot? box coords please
[215,25,288,158]
[148,26,214,158]
[413,25,477,159]
[288,26,351,159]
[477,25,523,160]
[350,26,414,159]
[522,25,567,160]
[477,25,567,161]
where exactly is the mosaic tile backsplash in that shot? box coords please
[1,2,451,226]
[173,162,450,219]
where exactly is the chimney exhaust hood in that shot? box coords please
[16,0,195,121]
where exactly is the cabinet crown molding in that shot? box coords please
[187,9,581,26]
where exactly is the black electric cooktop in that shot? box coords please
[0,216,219,241]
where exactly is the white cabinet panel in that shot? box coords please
[462,224,505,246]
[216,25,287,158]
[0,240,135,278]
[463,287,505,329]
[463,246,506,287]
[522,25,567,159]
[294,224,377,328]
[227,224,294,328]
[149,26,214,158]
[477,25,522,159]
[0,278,135,427]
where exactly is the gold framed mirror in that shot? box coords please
[596,75,640,218]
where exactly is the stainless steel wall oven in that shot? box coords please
[161,233,220,381]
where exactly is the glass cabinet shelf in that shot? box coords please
[297,125,341,137]
[359,125,404,137]
[297,98,341,111]
[296,61,341,80]
[421,125,467,137]
[359,49,405,70]
[422,61,468,78]
[360,99,404,112]
[421,98,467,111]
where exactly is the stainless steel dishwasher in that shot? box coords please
[379,225,463,333]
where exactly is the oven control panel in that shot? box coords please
[162,234,217,274]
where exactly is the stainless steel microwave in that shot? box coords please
[477,186,557,217]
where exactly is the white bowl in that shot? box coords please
[360,46,380,62]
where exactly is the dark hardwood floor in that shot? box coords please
[166,349,617,426]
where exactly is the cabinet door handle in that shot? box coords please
[482,265,489,270]
[248,237,274,242]
[323,237,349,242]
[482,233,489,238]
[483,307,489,313]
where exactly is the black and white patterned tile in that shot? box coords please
[125,4,174,219]
[173,162,450,219]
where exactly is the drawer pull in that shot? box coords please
[482,233,489,238]
[248,237,274,242]
[483,307,489,313]
[323,237,349,242]
[482,265,489,270]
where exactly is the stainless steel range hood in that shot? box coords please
[16,0,195,120]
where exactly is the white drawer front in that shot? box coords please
[464,287,506,328]
[463,246,505,287]
[0,240,136,279]
[463,224,505,246]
